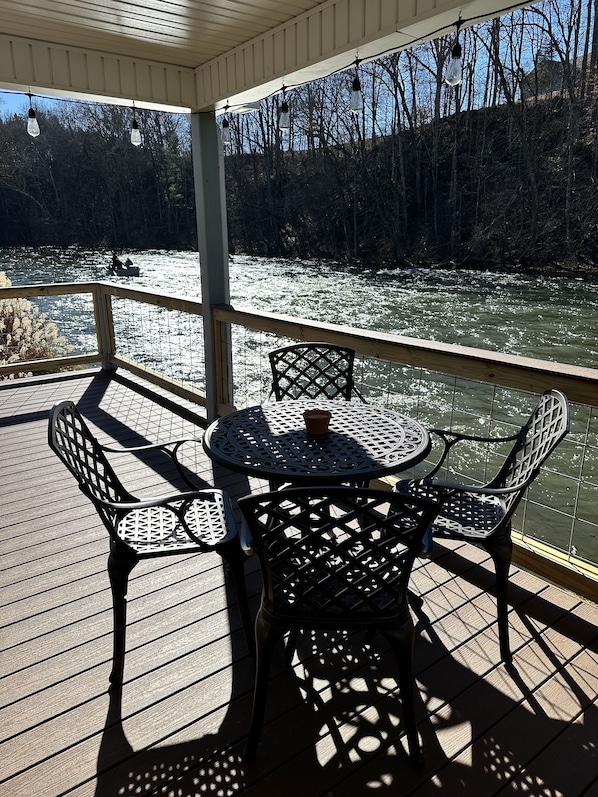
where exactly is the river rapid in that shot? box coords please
[2,246,598,369]
[3,247,597,560]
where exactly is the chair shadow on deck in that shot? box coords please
[92,598,598,797]
[93,624,255,796]
[72,373,596,795]
[392,589,598,797]
[92,627,423,796]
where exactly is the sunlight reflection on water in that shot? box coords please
[3,247,597,558]
[2,247,598,367]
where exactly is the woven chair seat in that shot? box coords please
[116,492,237,553]
[397,480,506,541]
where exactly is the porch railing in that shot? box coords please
[2,281,597,601]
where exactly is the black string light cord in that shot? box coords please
[0,1,537,115]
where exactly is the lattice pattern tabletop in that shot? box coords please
[203,399,431,483]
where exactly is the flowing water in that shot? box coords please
[2,246,598,368]
[2,247,597,561]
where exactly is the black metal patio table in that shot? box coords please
[202,398,431,484]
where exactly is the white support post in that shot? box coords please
[190,110,233,422]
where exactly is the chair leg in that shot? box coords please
[485,536,514,665]
[107,546,138,691]
[421,523,434,557]
[383,622,424,769]
[284,628,299,664]
[245,612,280,761]
[219,539,255,657]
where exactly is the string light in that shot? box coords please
[130,103,142,146]
[445,20,463,87]
[350,60,364,114]
[221,105,231,147]
[27,93,40,138]
[2,0,531,138]
[278,87,290,131]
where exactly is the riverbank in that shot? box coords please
[382,253,598,278]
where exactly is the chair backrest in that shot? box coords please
[491,389,570,516]
[269,343,357,401]
[48,401,132,525]
[238,487,437,625]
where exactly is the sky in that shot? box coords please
[0,90,56,118]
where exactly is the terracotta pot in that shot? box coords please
[303,408,332,435]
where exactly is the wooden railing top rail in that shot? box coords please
[0,282,203,314]
[215,305,598,408]
[3,283,598,409]
[1,282,96,297]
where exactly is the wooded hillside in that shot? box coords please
[1,0,597,271]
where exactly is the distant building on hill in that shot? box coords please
[521,54,596,100]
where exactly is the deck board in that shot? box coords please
[1,369,597,797]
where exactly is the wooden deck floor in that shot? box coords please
[1,369,597,797]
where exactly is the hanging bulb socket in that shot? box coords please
[27,95,40,137]
[445,23,463,87]
[130,117,142,146]
[350,74,364,114]
[130,103,142,146]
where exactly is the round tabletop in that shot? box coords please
[203,399,431,484]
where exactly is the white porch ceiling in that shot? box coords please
[0,0,531,113]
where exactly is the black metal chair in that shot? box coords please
[237,486,438,767]
[268,343,366,491]
[395,389,570,664]
[48,400,253,690]
[269,342,366,402]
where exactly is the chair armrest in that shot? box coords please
[101,437,201,456]
[101,437,205,490]
[100,488,210,511]
[425,428,520,479]
[351,384,368,403]
[419,477,525,498]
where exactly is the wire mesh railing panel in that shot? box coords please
[228,332,596,570]
[230,326,279,407]
[2,282,595,577]
[111,297,206,392]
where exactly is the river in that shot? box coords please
[2,247,597,561]
[2,246,598,368]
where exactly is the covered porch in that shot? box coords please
[2,368,597,796]
[1,0,597,792]
[0,0,544,424]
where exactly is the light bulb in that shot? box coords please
[279,100,290,131]
[222,118,231,146]
[350,76,364,114]
[27,106,40,137]
[130,118,142,146]
[445,41,462,87]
